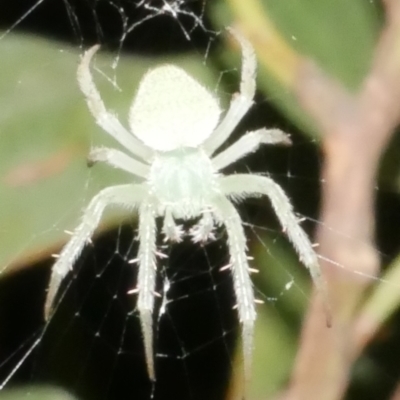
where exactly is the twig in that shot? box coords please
[228,0,400,398]
[285,1,400,398]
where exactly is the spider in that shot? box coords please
[44,28,328,382]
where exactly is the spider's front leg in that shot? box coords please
[77,45,153,162]
[203,28,257,156]
[212,196,256,381]
[45,184,146,320]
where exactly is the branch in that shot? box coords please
[228,0,400,398]
[284,1,400,398]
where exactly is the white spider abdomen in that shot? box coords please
[129,65,221,152]
[148,148,219,218]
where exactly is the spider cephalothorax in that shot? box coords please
[45,28,328,382]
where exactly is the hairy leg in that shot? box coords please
[88,147,150,179]
[77,46,153,161]
[203,28,256,156]
[211,196,256,381]
[135,202,158,380]
[221,174,331,325]
[212,128,291,171]
[45,184,146,320]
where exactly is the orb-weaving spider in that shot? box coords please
[45,28,327,381]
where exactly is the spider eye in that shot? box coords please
[129,65,221,151]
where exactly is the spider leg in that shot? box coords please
[136,202,158,380]
[211,128,291,171]
[88,147,150,179]
[203,28,256,156]
[220,174,332,325]
[44,184,146,320]
[211,196,256,381]
[77,46,153,162]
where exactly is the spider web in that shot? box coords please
[0,1,399,400]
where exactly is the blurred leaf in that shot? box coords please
[250,305,296,398]
[0,386,78,400]
[226,233,310,398]
[0,33,219,275]
[251,235,308,397]
[211,0,381,135]
[353,251,400,355]
[377,131,400,191]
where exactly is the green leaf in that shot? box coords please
[211,0,381,135]
[0,386,79,400]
